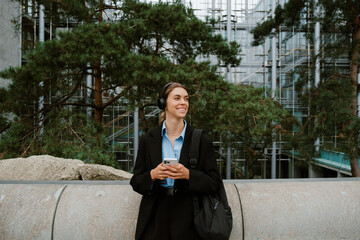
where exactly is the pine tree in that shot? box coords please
[0,0,241,160]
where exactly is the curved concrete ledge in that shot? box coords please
[0,178,359,240]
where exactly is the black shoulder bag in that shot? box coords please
[189,129,233,240]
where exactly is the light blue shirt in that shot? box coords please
[160,120,187,189]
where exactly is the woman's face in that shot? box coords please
[165,87,189,119]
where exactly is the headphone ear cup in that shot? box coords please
[157,97,166,110]
[158,82,173,110]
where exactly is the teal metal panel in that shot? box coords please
[314,150,360,173]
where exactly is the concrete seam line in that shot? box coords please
[51,185,68,240]
[234,184,245,240]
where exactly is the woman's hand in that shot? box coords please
[150,163,168,182]
[165,163,190,180]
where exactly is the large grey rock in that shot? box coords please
[78,164,133,180]
[0,155,133,180]
[0,155,84,180]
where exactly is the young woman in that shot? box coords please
[130,82,222,240]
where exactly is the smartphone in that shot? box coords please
[163,158,178,166]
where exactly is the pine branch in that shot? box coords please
[21,125,42,157]
[66,120,85,145]
[60,102,95,108]
[102,86,132,109]
[0,124,11,135]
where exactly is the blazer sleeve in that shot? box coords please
[187,132,221,194]
[130,134,153,195]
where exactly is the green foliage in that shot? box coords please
[251,18,276,46]
[0,110,116,166]
[251,0,306,46]
[190,80,297,178]
[119,0,241,65]
[2,0,241,115]
[295,68,355,149]
[190,79,294,142]
[42,112,116,166]
[280,0,306,27]
[36,0,100,23]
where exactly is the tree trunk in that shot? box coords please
[348,6,360,177]
[349,135,360,177]
[94,61,103,124]
[93,0,104,124]
[139,106,148,134]
[246,147,255,179]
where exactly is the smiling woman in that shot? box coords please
[130,82,223,240]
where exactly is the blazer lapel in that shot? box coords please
[148,126,163,168]
[179,126,193,167]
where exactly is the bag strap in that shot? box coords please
[189,129,230,208]
[189,128,203,169]
[189,128,203,214]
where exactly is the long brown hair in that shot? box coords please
[159,82,188,125]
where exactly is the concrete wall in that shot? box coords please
[0,179,359,240]
[0,0,21,88]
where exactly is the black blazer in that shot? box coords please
[130,125,221,240]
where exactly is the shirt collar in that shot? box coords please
[161,120,187,139]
